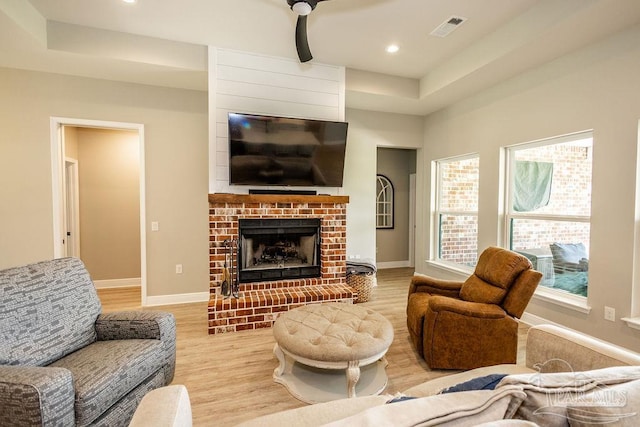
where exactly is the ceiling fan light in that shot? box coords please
[292,2,312,16]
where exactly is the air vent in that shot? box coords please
[430,15,467,38]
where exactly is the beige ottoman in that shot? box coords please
[272,302,394,404]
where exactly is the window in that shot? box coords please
[505,131,592,299]
[434,155,479,268]
[376,175,394,228]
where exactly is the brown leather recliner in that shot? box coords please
[407,247,542,370]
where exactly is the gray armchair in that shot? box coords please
[0,257,176,426]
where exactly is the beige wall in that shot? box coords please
[0,67,209,299]
[418,24,640,351]
[344,109,424,261]
[64,126,79,159]
[75,127,140,281]
[376,148,416,263]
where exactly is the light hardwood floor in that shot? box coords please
[97,268,528,426]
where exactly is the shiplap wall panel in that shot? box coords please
[216,49,342,81]
[216,95,339,121]
[209,47,345,193]
[217,80,340,108]
[217,65,341,94]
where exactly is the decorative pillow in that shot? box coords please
[321,386,527,427]
[497,366,640,427]
[403,364,533,398]
[440,374,509,394]
[386,395,416,404]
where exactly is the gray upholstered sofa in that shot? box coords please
[0,257,176,426]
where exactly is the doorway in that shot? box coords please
[376,147,417,269]
[51,117,147,304]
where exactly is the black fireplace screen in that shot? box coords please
[238,218,321,283]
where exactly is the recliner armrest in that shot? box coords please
[96,311,177,383]
[409,273,463,298]
[0,365,75,426]
[428,295,507,319]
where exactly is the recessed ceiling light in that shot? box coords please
[122,0,136,4]
[385,44,399,54]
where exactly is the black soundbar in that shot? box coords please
[249,189,317,196]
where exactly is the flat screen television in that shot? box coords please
[228,112,348,187]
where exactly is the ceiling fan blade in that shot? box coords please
[295,15,313,63]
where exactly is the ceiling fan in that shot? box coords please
[287,0,328,63]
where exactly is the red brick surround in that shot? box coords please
[208,194,355,334]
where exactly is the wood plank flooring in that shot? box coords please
[97,268,528,426]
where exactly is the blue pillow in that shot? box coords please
[439,374,508,394]
[386,395,417,404]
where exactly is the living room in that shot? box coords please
[2,0,640,424]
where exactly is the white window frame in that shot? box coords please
[504,130,593,312]
[432,153,479,271]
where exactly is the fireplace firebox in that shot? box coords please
[238,218,321,283]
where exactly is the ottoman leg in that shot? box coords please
[273,343,287,377]
[346,360,361,398]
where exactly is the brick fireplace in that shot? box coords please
[208,193,355,334]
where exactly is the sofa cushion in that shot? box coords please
[0,258,101,366]
[320,386,527,427]
[129,385,193,427]
[50,339,164,426]
[236,395,391,427]
[497,366,640,427]
[566,380,640,427]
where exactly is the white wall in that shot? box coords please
[344,109,424,261]
[418,24,640,351]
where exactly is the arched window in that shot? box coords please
[376,174,394,229]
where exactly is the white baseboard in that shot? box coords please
[144,291,210,307]
[94,278,141,289]
[377,260,411,269]
[520,311,558,327]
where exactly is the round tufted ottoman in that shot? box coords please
[272,302,394,404]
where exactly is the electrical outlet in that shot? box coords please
[175,264,183,274]
[151,221,159,232]
[604,306,616,322]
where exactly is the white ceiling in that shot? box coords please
[2,0,640,115]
